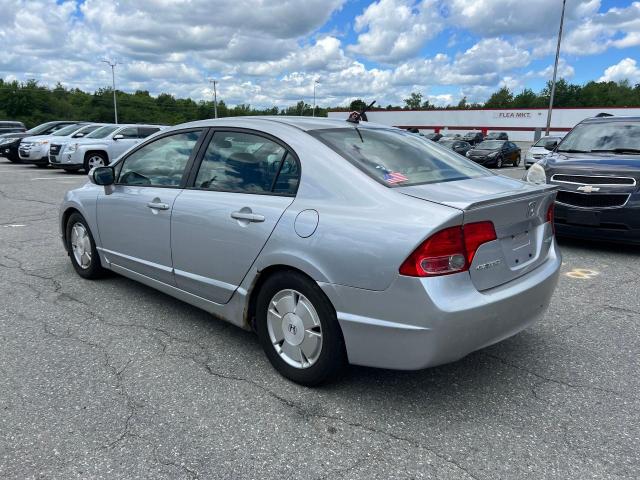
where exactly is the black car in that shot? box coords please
[425,132,443,142]
[0,121,79,163]
[486,131,508,140]
[462,131,484,145]
[527,116,640,244]
[466,140,521,168]
[439,138,472,156]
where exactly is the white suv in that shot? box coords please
[50,124,166,172]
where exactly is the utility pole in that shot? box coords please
[209,79,218,118]
[545,0,566,136]
[312,79,320,117]
[101,59,119,124]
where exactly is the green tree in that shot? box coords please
[484,87,514,108]
[403,92,423,110]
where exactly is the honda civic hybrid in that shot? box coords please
[60,117,561,385]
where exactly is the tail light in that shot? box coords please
[399,221,497,277]
[546,203,555,233]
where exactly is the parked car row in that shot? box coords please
[0,121,166,171]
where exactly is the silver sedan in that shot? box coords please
[59,117,561,385]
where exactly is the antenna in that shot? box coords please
[346,100,376,124]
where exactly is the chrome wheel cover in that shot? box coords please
[267,289,322,369]
[70,222,92,269]
[87,155,105,168]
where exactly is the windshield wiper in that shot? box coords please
[589,148,640,154]
[557,149,591,153]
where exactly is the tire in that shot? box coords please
[496,156,503,168]
[514,155,521,167]
[83,152,108,172]
[255,271,347,386]
[65,213,107,279]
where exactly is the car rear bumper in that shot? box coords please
[319,241,561,370]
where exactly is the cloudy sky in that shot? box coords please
[1,0,639,108]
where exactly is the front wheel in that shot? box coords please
[256,271,346,386]
[65,213,107,279]
[496,156,503,168]
[514,155,521,167]
[83,152,108,172]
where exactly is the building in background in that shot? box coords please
[328,107,640,142]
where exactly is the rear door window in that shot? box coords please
[310,127,490,187]
[193,131,299,195]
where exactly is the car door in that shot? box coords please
[171,129,300,304]
[110,127,142,159]
[96,129,204,284]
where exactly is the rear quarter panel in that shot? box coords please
[253,131,463,291]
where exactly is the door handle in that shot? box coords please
[147,202,170,210]
[231,211,265,222]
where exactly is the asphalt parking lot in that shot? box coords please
[0,160,638,479]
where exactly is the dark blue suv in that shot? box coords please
[526,116,640,244]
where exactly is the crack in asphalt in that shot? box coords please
[481,352,628,398]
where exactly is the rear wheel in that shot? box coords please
[83,152,107,172]
[514,155,521,167]
[496,156,503,168]
[65,213,107,279]
[256,271,346,386]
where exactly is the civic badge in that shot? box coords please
[577,185,600,193]
[526,201,536,217]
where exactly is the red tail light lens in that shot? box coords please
[463,221,498,265]
[399,222,497,277]
[546,203,555,233]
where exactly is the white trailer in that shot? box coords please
[328,107,640,141]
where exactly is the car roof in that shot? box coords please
[580,115,640,124]
[177,116,394,132]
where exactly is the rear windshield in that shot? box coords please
[310,127,490,187]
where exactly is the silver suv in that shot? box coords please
[50,124,166,172]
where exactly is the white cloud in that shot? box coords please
[599,58,640,84]
[348,0,443,62]
[448,0,600,36]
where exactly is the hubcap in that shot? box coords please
[88,155,105,168]
[70,222,92,269]
[267,289,322,369]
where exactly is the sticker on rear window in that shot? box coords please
[383,172,408,184]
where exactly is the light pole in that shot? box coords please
[312,79,320,117]
[101,59,119,124]
[209,78,218,118]
[545,0,566,136]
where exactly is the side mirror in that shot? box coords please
[90,166,115,186]
[544,140,558,151]
[113,134,124,140]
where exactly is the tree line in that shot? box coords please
[1,77,638,129]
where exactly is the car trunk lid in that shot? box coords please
[397,176,558,291]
